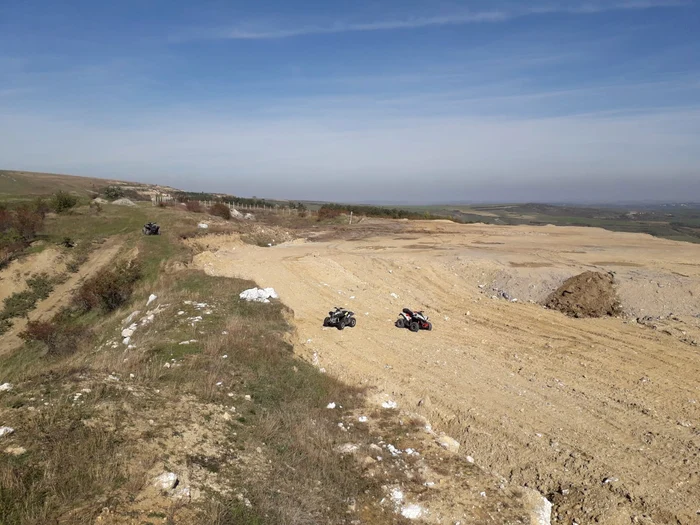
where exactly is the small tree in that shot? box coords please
[51,191,79,213]
[297,203,308,218]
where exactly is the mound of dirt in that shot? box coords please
[112,198,136,207]
[545,271,622,318]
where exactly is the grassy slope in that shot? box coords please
[0,170,115,198]
[0,200,407,525]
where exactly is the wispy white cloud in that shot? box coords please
[204,1,689,40]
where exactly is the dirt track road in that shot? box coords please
[194,221,700,524]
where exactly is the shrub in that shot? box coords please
[103,185,124,201]
[0,207,12,233]
[0,273,54,320]
[0,318,12,335]
[26,273,54,300]
[209,202,231,220]
[19,319,86,356]
[186,200,202,213]
[1,290,38,319]
[66,249,89,273]
[73,260,141,312]
[33,197,50,218]
[317,206,343,221]
[89,201,102,214]
[51,191,79,213]
[12,205,44,241]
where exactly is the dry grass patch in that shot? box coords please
[0,400,140,525]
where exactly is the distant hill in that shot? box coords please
[0,170,178,199]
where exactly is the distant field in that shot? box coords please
[397,202,700,244]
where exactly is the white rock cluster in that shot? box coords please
[239,288,279,303]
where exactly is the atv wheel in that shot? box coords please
[338,320,346,330]
[349,318,357,328]
[426,322,433,331]
[323,317,331,327]
[409,321,420,332]
[395,318,405,328]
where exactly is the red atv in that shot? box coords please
[395,308,432,332]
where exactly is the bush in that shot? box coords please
[0,273,55,320]
[0,207,12,233]
[0,318,13,335]
[209,202,231,220]
[103,186,125,201]
[12,206,44,241]
[73,260,141,312]
[186,200,202,213]
[26,273,54,300]
[33,197,50,218]
[51,191,79,213]
[317,206,343,221]
[19,319,86,356]
[1,290,38,319]
[89,201,102,214]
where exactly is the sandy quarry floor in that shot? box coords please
[193,220,700,525]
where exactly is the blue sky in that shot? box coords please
[1,0,699,203]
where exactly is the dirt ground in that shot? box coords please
[0,240,124,354]
[193,220,700,525]
[0,246,66,305]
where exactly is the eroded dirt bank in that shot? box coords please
[193,221,700,524]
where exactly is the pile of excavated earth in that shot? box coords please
[545,271,622,318]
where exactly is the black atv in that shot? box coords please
[143,222,160,235]
[323,307,357,330]
[395,308,432,332]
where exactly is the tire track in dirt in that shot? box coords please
[193,222,700,524]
